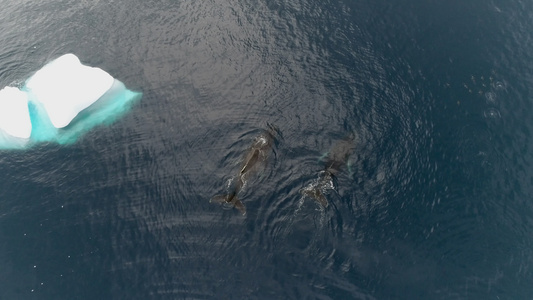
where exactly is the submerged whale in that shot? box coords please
[302,133,356,207]
[211,125,277,215]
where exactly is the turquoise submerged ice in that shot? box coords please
[0,54,141,149]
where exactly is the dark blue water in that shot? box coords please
[1,0,532,299]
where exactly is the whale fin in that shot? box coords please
[210,195,227,204]
[318,151,329,162]
[232,197,246,215]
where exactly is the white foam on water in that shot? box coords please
[25,53,114,128]
[0,86,31,139]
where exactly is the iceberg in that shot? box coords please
[25,54,115,129]
[0,53,141,149]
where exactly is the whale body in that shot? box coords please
[211,125,277,215]
[303,133,356,207]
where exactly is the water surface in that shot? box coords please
[0,0,532,299]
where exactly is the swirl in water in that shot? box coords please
[491,80,506,91]
[483,108,501,119]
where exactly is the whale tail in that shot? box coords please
[211,194,247,215]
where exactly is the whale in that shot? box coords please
[303,133,356,207]
[211,125,277,215]
[322,133,356,177]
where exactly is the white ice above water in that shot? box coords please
[0,87,31,138]
[26,54,114,128]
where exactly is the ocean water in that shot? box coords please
[1,0,532,299]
